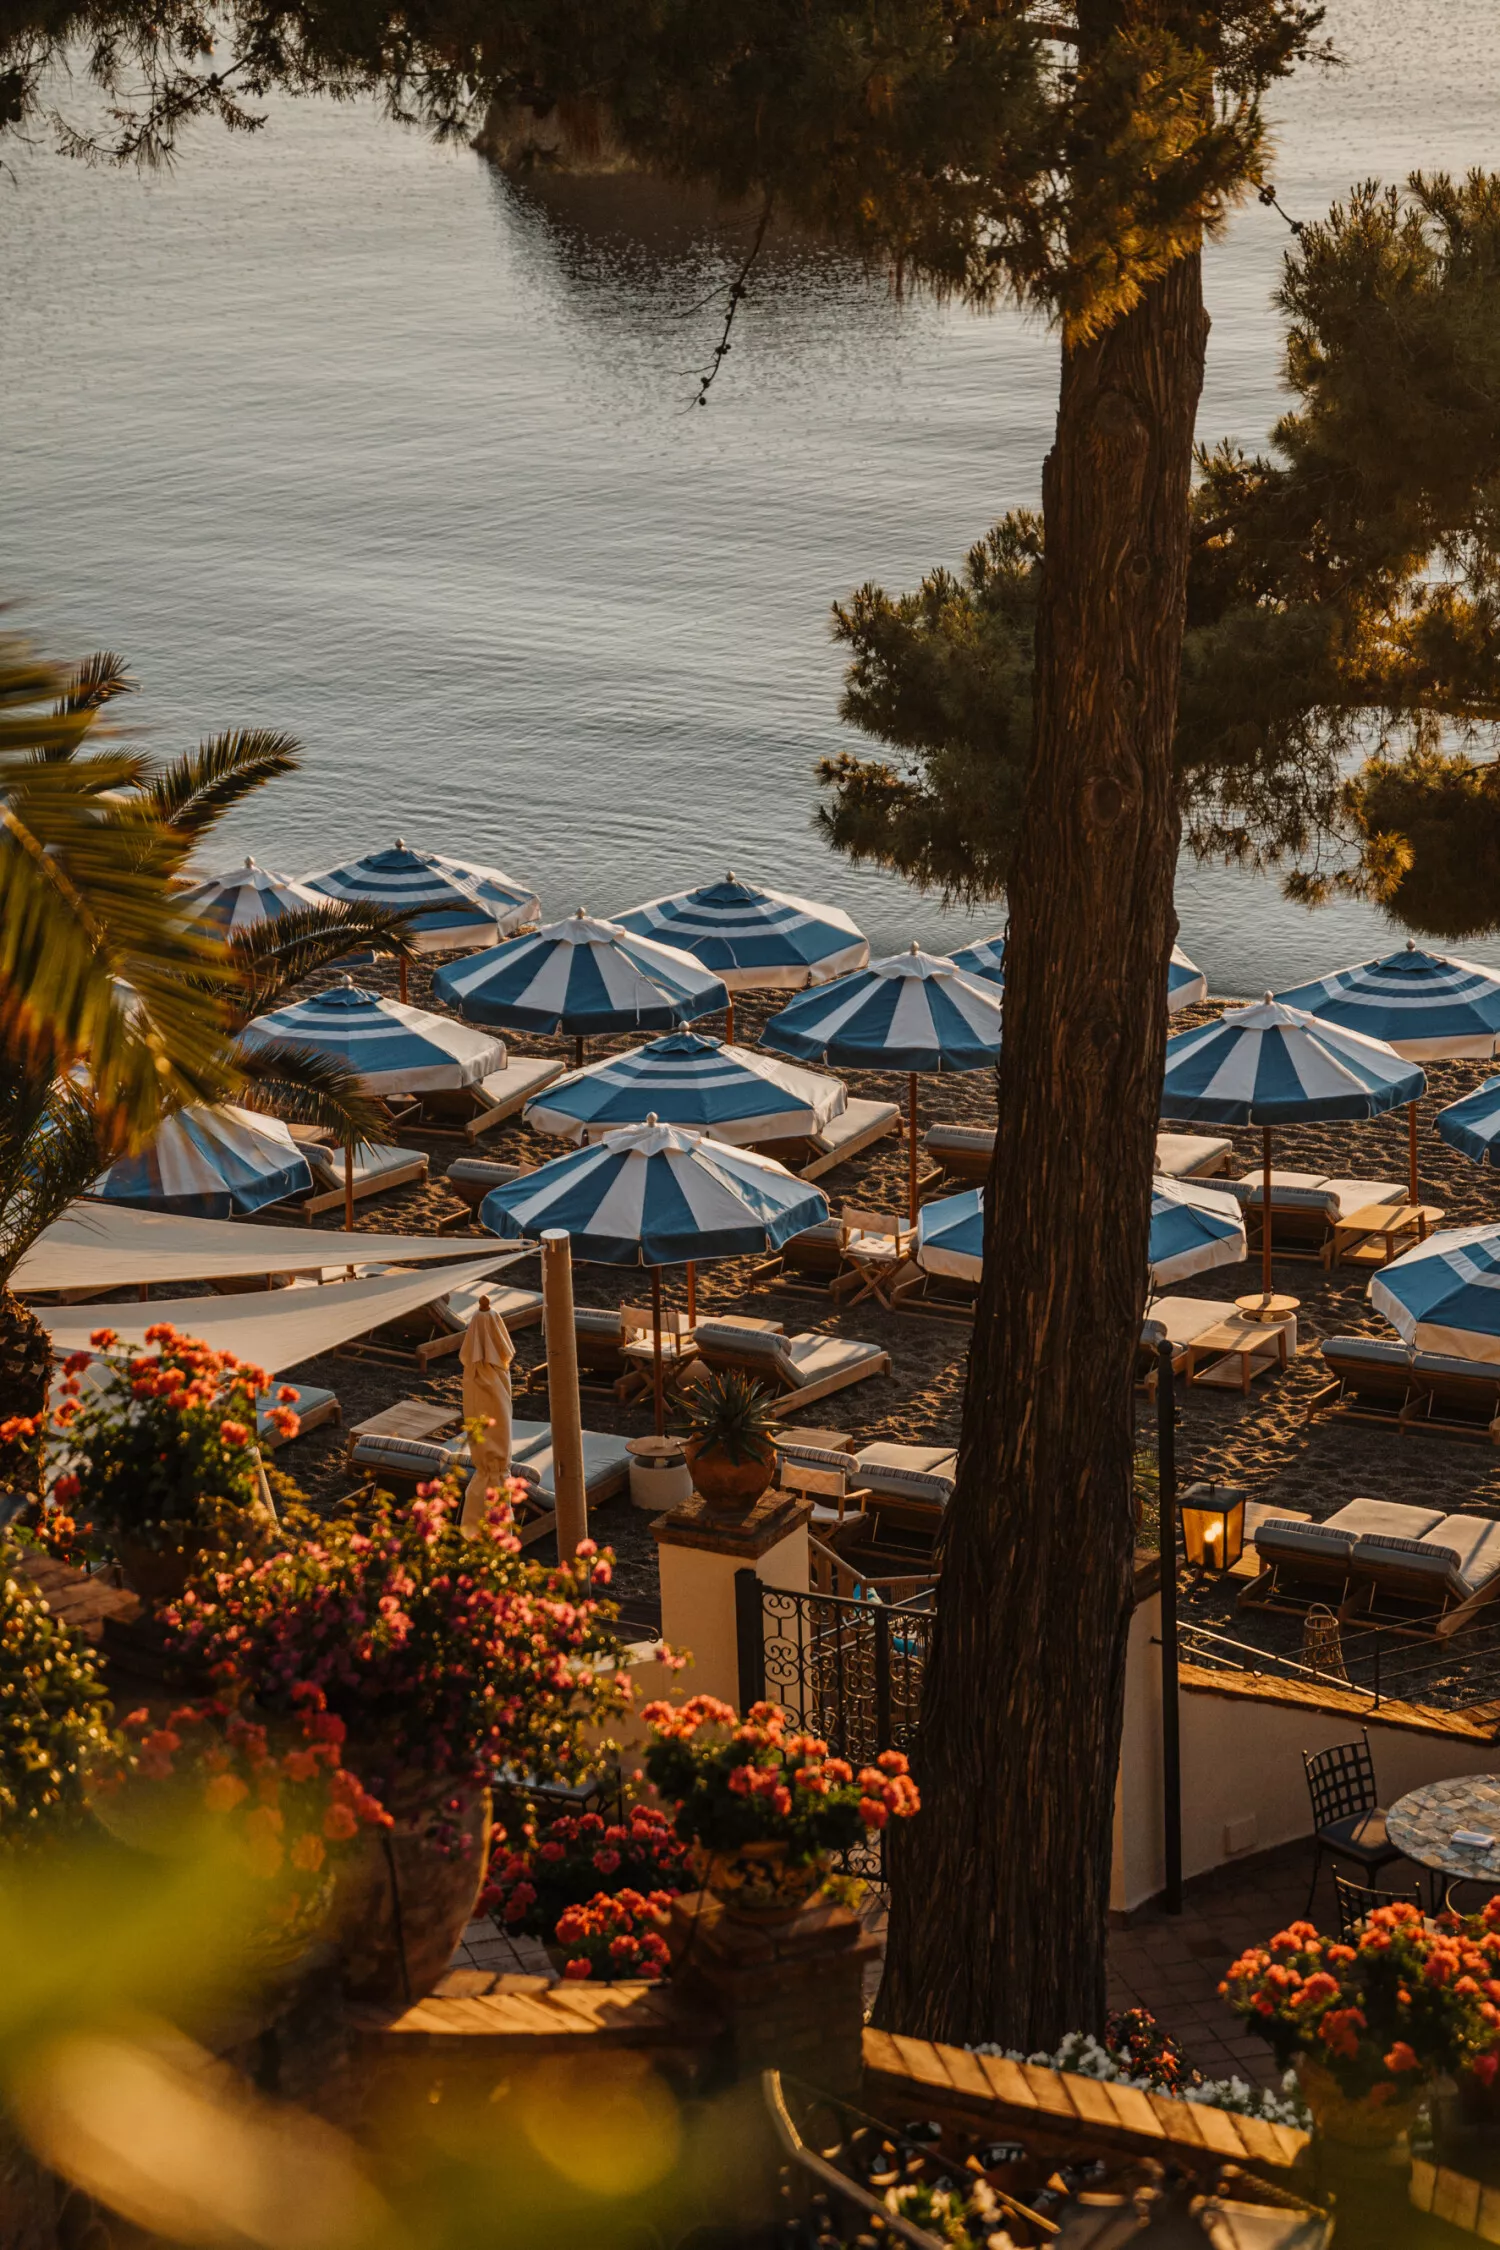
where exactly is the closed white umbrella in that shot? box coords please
[460,1294,516,1536]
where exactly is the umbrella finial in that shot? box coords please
[910,939,920,954]
[244,855,256,869]
[646,1112,658,1125]
[1264,990,1274,1003]
[395,836,406,849]
[1407,938,1416,951]
[478,1293,490,1309]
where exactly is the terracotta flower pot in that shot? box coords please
[117,1533,207,1605]
[688,1838,828,1923]
[684,1439,775,1510]
[337,1775,492,2007]
[1297,2057,1427,2147]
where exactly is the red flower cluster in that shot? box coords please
[97,1684,389,1927]
[641,1695,920,1862]
[479,1802,691,1933]
[1221,1904,1500,2099]
[33,1325,292,1561]
[553,1888,673,1982]
[160,1481,631,1808]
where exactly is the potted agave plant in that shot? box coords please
[161,1476,632,2004]
[681,1371,779,1509]
[1221,1905,1500,2146]
[641,1694,919,1921]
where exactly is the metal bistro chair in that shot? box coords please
[1303,1731,1404,1913]
[1332,1869,1423,1944]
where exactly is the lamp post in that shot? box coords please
[1157,1337,1182,1916]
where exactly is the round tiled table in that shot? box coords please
[1388,1774,1500,1904]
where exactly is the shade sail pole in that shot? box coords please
[541,1229,588,1556]
[1261,1123,1273,1301]
[650,1266,666,1438]
[908,1073,920,1228]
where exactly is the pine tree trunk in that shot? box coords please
[876,250,1209,2050]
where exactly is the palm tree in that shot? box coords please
[0,633,419,1434]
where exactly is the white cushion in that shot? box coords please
[1424,1514,1500,1595]
[1147,1297,1231,1347]
[1324,1497,1445,1542]
[779,1333,885,1382]
[306,1141,426,1190]
[1155,1131,1232,1177]
[1323,1178,1406,1218]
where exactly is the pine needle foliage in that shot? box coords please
[820,172,1500,928]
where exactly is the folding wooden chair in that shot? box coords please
[831,1206,917,1309]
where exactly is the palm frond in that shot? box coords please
[52,651,135,729]
[0,712,236,1138]
[226,900,420,1025]
[139,728,303,838]
[0,1071,104,1285]
[231,1041,389,1149]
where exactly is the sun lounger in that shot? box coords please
[410,1277,545,1371]
[852,1442,957,1505]
[1309,1337,1500,1442]
[1155,1132,1234,1180]
[923,1125,994,1184]
[445,1157,534,1217]
[255,1382,341,1446]
[348,1416,628,1504]
[1348,1513,1500,1636]
[1239,1497,1445,1615]
[463,1057,568,1142]
[762,1219,844,1288]
[1136,1297,1233,1387]
[1225,1172,1404,1264]
[301,1142,430,1221]
[692,1320,891,1415]
[1399,1354,1500,1442]
[793,1099,902,1180]
[526,1307,645,1400]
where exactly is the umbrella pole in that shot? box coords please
[725,995,736,1045]
[344,1141,355,1233]
[1261,1123,1273,1302]
[686,1260,697,1328]
[1408,1100,1420,1207]
[573,1035,585,1071]
[651,1267,666,1438]
[908,1074,920,1229]
[399,954,409,1004]
[541,1229,588,1557]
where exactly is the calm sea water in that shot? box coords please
[2,0,1497,995]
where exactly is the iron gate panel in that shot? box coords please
[734,1568,934,1765]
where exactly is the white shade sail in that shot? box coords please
[37,1255,521,1374]
[14,1203,504,1295]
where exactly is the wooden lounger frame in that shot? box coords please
[1308,1358,1500,1446]
[699,1334,892,1416]
[301,1155,429,1221]
[798,1100,903,1181]
[464,1059,566,1142]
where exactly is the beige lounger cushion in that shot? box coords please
[1144,1297,1232,1349]
[1323,1179,1406,1218]
[925,1125,994,1156]
[811,1098,900,1155]
[1155,1132,1233,1178]
[1420,1514,1500,1595]
[306,1141,427,1191]
[1228,1171,1340,1218]
[1324,1497,1446,1542]
[774,1334,885,1386]
[1352,1532,1465,1595]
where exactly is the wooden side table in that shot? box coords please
[1184,1313,1296,1395]
[349,1398,456,1443]
[1330,1202,1444,1268]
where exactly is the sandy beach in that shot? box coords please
[130,969,1500,1668]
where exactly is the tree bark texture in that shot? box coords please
[876,249,1210,2050]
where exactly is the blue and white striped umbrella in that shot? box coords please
[239,978,505,1093]
[479,1117,829,1267]
[433,911,727,1037]
[1275,942,1500,1061]
[914,1175,1245,1288]
[943,936,1203,1011]
[947,934,1006,987]
[524,1032,845,1147]
[179,857,326,938]
[616,874,868,991]
[1437,1079,1500,1167]
[1371,1226,1500,1364]
[1168,944,1208,1013]
[1161,999,1425,1125]
[92,1104,312,1220]
[307,840,539,955]
[760,944,1004,1074]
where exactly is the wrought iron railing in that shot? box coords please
[1177,1615,1500,1719]
[734,1568,935,1765]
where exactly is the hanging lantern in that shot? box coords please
[1178,1483,1246,1572]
